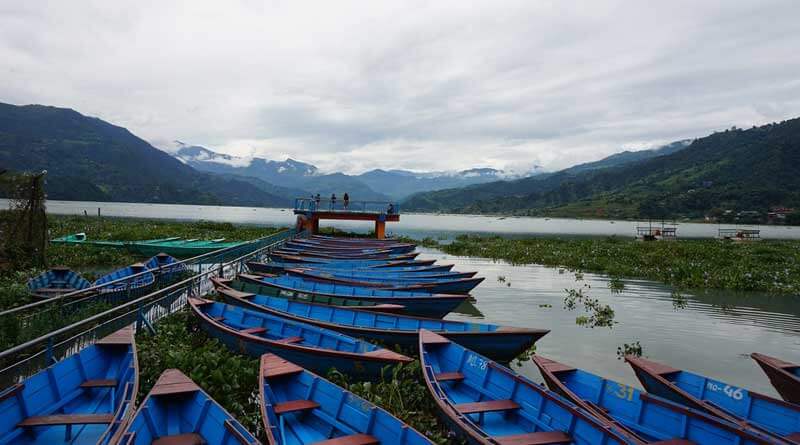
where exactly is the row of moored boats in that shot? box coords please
[4,235,799,444]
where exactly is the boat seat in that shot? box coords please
[275,336,304,344]
[240,327,267,335]
[212,316,225,322]
[785,433,800,442]
[152,432,207,445]
[80,379,118,388]
[435,372,464,382]
[494,431,572,445]
[312,433,379,445]
[455,399,520,414]
[17,413,114,427]
[274,399,320,415]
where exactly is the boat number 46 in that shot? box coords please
[707,382,744,400]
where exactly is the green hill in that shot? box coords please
[403,119,800,219]
[0,103,286,207]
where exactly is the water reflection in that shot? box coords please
[419,248,800,397]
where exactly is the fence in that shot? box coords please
[294,197,399,215]
[0,229,305,388]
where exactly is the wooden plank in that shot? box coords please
[275,336,304,344]
[152,432,207,445]
[150,369,200,396]
[435,372,464,382]
[312,433,379,445]
[240,327,267,335]
[80,379,117,388]
[96,327,134,346]
[273,399,320,415]
[262,355,304,378]
[454,399,520,414]
[18,413,114,426]
[494,431,572,445]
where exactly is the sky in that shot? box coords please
[1,1,799,175]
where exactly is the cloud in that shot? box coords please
[1,0,798,174]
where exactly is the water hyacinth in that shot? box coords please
[442,235,800,294]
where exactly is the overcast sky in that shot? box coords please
[2,1,798,174]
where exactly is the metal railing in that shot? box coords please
[294,198,400,215]
[0,229,308,389]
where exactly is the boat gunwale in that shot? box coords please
[189,298,412,365]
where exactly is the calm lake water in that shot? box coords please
[418,247,800,397]
[36,199,800,240]
[31,200,800,394]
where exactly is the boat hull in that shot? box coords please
[259,354,433,445]
[286,269,484,294]
[191,298,411,378]
[752,353,800,404]
[216,285,547,362]
[236,274,466,318]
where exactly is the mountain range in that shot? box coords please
[2,101,797,220]
[170,142,542,201]
[403,120,800,219]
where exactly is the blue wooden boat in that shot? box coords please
[248,261,455,274]
[286,268,484,294]
[26,266,92,299]
[534,355,777,445]
[190,298,412,378]
[225,276,407,313]
[751,353,800,405]
[279,244,416,258]
[418,330,632,445]
[295,268,478,280]
[144,253,188,284]
[287,239,416,254]
[0,327,138,445]
[93,263,155,302]
[241,275,467,318]
[627,356,800,444]
[214,283,548,362]
[117,368,257,444]
[270,253,435,267]
[274,248,420,260]
[259,354,433,445]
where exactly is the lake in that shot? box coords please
[39,199,800,240]
[417,247,800,397]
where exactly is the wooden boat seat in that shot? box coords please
[494,431,572,445]
[212,316,226,322]
[240,327,268,335]
[17,413,114,427]
[435,372,464,382]
[455,399,520,414]
[80,379,117,388]
[275,336,304,344]
[274,399,320,415]
[312,433,379,445]
[785,433,800,442]
[152,432,207,445]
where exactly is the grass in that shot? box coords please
[138,311,457,444]
[439,234,800,293]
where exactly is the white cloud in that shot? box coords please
[1,0,798,174]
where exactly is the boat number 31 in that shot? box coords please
[707,382,744,400]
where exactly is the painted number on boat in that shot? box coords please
[610,384,635,401]
[466,354,487,371]
[706,382,744,400]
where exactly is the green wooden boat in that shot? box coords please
[51,233,245,258]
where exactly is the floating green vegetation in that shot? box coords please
[617,341,644,360]
[441,234,800,293]
[563,286,616,329]
[608,276,625,293]
[671,289,689,310]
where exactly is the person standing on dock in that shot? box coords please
[343,192,350,210]
[330,193,336,210]
[314,193,321,209]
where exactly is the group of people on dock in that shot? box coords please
[311,192,350,210]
